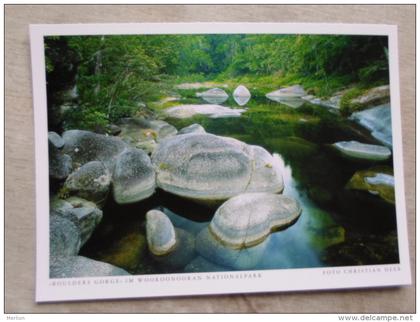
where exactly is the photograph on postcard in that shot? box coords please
[31,23,410,301]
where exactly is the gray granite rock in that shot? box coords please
[51,196,103,247]
[178,123,206,135]
[332,140,391,161]
[117,117,177,153]
[350,85,390,107]
[197,88,229,104]
[233,85,251,106]
[62,130,127,169]
[48,131,64,149]
[266,85,307,98]
[65,196,98,209]
[112,148,156,204]
[50,214,81,257]
[210,193,301,248]
[152,133,284,204]
[62,207,103,246]
[49,141,73,180]
[146,210,177,256]
[50,255,129,278]
[164,104,246,119]
[350,104,392,148]
[64,161,111,205]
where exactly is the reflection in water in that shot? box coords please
[233,94,251,106]
[201,95,229,104]
[81,94,398,274]
[255,155,329,269]
[266,96,305,108]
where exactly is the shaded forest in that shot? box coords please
[45,34,389,131]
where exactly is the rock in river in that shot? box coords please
[64,160,111,205]
[48,131,64,149]
[61,207,103,247]
[346,167,395,204]
[151,133,284,204]
[210,193,301,248]
[146,210,177,256]
[332,140,391,161]
[50,255,129,278]
[50,214,81,257]
[197,88,229,104]
[350,104,392,148]
[178,123,206,135]
[233,85,251,106]
[49,141,72,180]
[51,196,103,247]
[350,85,390,108]
[62,130,127,169]
[266,85,307,98]
[164,104,246,119]
[112,148,156,204]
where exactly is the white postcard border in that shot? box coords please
[29,22,411,302]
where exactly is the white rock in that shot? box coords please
[146,210,177,256]
[350,104,392,148]
[333,140,391,161]
[112,148,156,204]
[151,133,284,203]
[210,193,301,248]
[365,173,394,187]
[164,104,246,119]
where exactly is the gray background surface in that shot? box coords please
[5,4,415,313]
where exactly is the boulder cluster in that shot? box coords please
[48,115,302,276]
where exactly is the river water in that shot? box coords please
[81,92,399,274]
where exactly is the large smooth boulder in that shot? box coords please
[178,123,206,135]
[48,131,64,149]
[112,148,156,204]
[50,214,81,257]
[233,85,251,97]
[350,104,392,148]
[50,255,129,278]
[266,85,307,98]
[233,85,251,106]
[51,196,103,247]
[146,210,177,256]
[65,196,98,209]
[62,130,127,168]
[210,193,301,248]
[117,117,177,154]
[64,161,111,205]
[62,207,103,246]
[49,141,72,180]
[164,104,246,119]
[266,85,307,107]
[197,88,229,104]
[332,141,391,161]
[151,133,284,204]
[350,85,390,107]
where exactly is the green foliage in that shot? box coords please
[339,88,365,116]
[45,34,390,131]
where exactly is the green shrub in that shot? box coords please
[339,88,365,116]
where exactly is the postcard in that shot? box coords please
[30,22,411,302]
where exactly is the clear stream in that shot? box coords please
[81,92,398,274]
